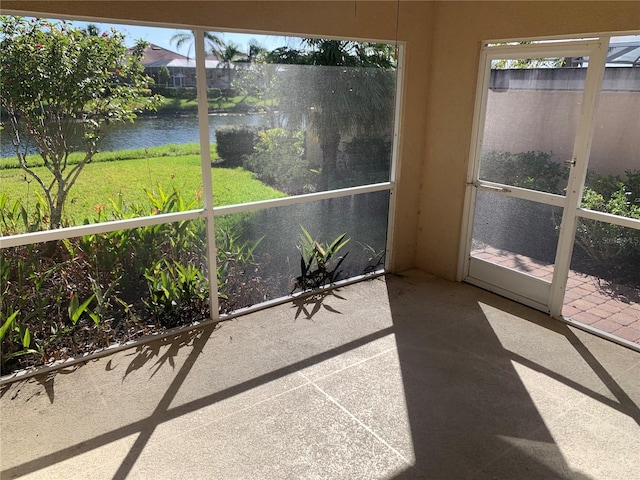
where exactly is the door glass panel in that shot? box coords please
[563,218,640,345]
[471,191,562,279]
[582,36,640,220]
[479,56,589,195]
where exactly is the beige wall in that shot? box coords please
[3,1,639,280]
[420,1,639,279]
[483,90,640,176]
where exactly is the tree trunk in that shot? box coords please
[319,132,341,191]
[50,181,68,230]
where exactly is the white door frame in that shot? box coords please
[458,39,608,315]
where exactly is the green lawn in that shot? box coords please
[0,155,286,226]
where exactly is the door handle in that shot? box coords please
[476,183,512,193]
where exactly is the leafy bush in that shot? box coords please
[221,88,240,98]
[480,150,567,194]
[243,128,317,194]
[151,86,222,100]
[158,66,171,86]
[584,169,640,206]
[577,170,640,280]
[337,136,392,188]
[150,86,197,100]
[0,185,270,374]
[1,16,161,230]
[216,125,260,167]
[143,260,208,329]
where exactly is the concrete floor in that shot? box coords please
[1,270,639,480]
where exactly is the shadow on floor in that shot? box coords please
[1,271,638,479]
[384,272,638,478]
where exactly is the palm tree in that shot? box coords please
[246,39,269,64]
[270,40,396,190]
[84,23,101,36]
[170,30,224,60]
[218,42,246,89]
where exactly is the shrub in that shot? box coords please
[208,88,222,99]
[477,150,639,284]
[221,88,239,98]
[480,150,567,194]
[577,170,640,282]
[158,66,171,86]
[337,136,392,188]
[0,185,269,374]
[292,227,351,293]
[215,125,260,167]
[151,86,197,99]
[243,128,317,194]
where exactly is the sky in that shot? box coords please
[71,20,300,57]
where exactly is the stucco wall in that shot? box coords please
[483,68,640,177]
[2,1,639,280]
[483,89,640,176]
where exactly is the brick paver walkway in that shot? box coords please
[471,246,640,345]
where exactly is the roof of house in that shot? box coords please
[137,43,185,66]
[153,58,226,69]
[134,43,227,69]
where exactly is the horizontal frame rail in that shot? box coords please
[214,182,393,216]
[483,41,600,59]
[0,183,394,249]
[473,181,566,208]
[576,207,640,230]
[0,209,205,249]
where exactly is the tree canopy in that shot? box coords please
[170,30,224,60]
[0,16,161,230]
[268,39,396,190]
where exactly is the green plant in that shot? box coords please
[338,136,392,188]
[243,128,317,194]
[1,16,161,230]
[143,259,208,327]
[151,85,197,100]
[158,65,171,86]
[0,310,41,367]
[576,170,640,278]
[0,191,50,234]
[271,39,396,191]
[215,125,260,167]
[361,242,386,274]
[68,293,97,325]
[1,155,284,232]
[479,150,567,194]
[89,276,121,326]
[292,227,350,293]
[215,226,269,309]
[0,181,279,374]
[1,184,212,373]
